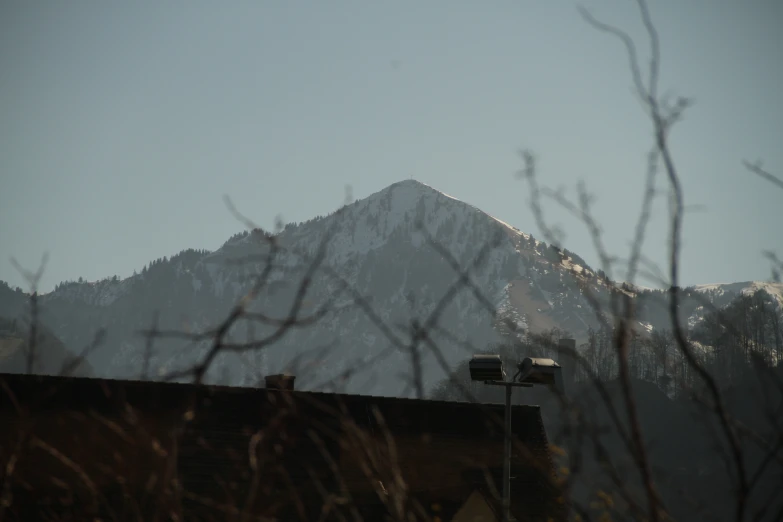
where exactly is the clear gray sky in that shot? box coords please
[2,0,781,293]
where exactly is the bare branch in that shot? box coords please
[744,160,783,192]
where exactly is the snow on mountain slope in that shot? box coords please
[693,281,783,307]
[200,179,602,337]
[678,281,783,330]
[24,180,604,394]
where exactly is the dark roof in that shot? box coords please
[0,373,565,521]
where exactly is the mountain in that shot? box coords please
[0,315,94,377]
[0,180,780,396]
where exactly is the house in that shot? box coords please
[0,372,565,521]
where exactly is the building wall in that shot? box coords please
[339,432,507,494]
[0,410,179,520]
[0,374,563,521]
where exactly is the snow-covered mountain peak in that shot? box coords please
[214,180,529,266]
[204,179,531,271]
[334,179,528,247]
[693,281,783,308]
[375,178,435,195]
[355,179,468,221]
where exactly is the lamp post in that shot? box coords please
[469,354,564,522]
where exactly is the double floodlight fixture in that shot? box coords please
[468,355,565,395]
[467,348,568,522]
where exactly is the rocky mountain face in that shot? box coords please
[1,180,781,396]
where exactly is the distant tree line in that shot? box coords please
[434,288,782,403]
[48,248,212,292]
[574,288,782,397]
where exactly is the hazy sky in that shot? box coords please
[2,0,781,293]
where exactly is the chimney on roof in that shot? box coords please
[264,374,296,391]
[557,338,576,395]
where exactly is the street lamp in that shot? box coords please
[468,354,564,522]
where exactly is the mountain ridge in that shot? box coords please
[1,180,781,395]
